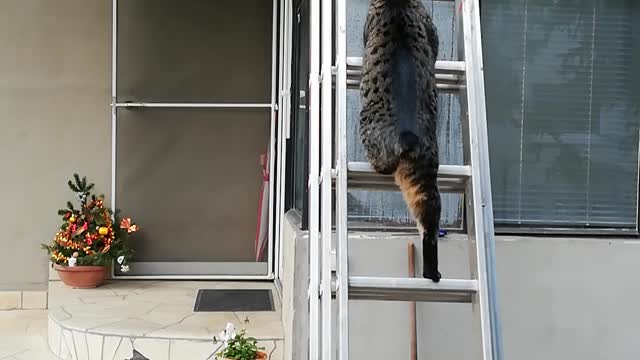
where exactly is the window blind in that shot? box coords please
[482,0,640,228]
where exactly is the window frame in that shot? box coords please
[284,0,311,230]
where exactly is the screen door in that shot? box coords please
[113,0,275,277]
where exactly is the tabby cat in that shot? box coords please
[359,0,441,281]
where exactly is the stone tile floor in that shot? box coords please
[47,280,283,360]
[0,310,58,359]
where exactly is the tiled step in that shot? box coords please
[47,281,284,360]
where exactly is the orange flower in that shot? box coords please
[120,218,138,233]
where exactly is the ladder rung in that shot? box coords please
[343,57,466,93]
[349,277,478,303]
[346,162,471,193]
[346,57,466,74]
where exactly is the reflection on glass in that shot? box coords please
[116,0,272,103]
[116,108,271,263]
[483,0,640,227]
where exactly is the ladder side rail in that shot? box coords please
[457,0,499,359]
[452,0,475,301]
[335,0,349,357]
[463,0,504,358]
[309,0,321,354]
[320,0,334,357]
[459,1,493,358]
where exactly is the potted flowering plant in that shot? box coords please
[214,323,268,360]
[41,174,139,288]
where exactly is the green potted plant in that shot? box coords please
[214,324,267,360]
[41,174,138,288]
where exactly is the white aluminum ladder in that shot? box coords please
[307,0,503,359]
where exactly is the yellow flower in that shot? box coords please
[98,227,109,235]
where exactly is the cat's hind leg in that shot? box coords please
[360,125,400,175]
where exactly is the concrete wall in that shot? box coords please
[283,211,640,360]
[0,0,111,291]
[280,211,309,360]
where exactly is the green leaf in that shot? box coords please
[41,244,52,254]
[68,180,79,192]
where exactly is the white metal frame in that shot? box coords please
[308,0,321,356]
[320,0,333,357]
[110,0,279,280]
[275,0,294,282]
[274,0,286,282]
[335,0,349,358]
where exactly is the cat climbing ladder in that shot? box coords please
[306,0,503,359]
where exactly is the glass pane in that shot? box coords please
[115,108,271,264]
[481,0,526,224]
[345,0,464,228]
[482,0,640,227]
[588,0,640,226]
[291,0,310,214]
[116,0,272,103]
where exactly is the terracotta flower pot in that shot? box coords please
[225,351,268,360]
[54,264,107,288]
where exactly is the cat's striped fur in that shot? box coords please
[359,0,441,281]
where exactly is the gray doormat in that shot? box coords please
[194,289,274,312]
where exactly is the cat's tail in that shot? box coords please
[394,157,441,282]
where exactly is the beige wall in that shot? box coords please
[344,233,640,359]
[0,0,111,291]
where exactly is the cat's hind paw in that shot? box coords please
[423,268,441,282]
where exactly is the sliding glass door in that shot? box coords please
[112,0,276,277]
